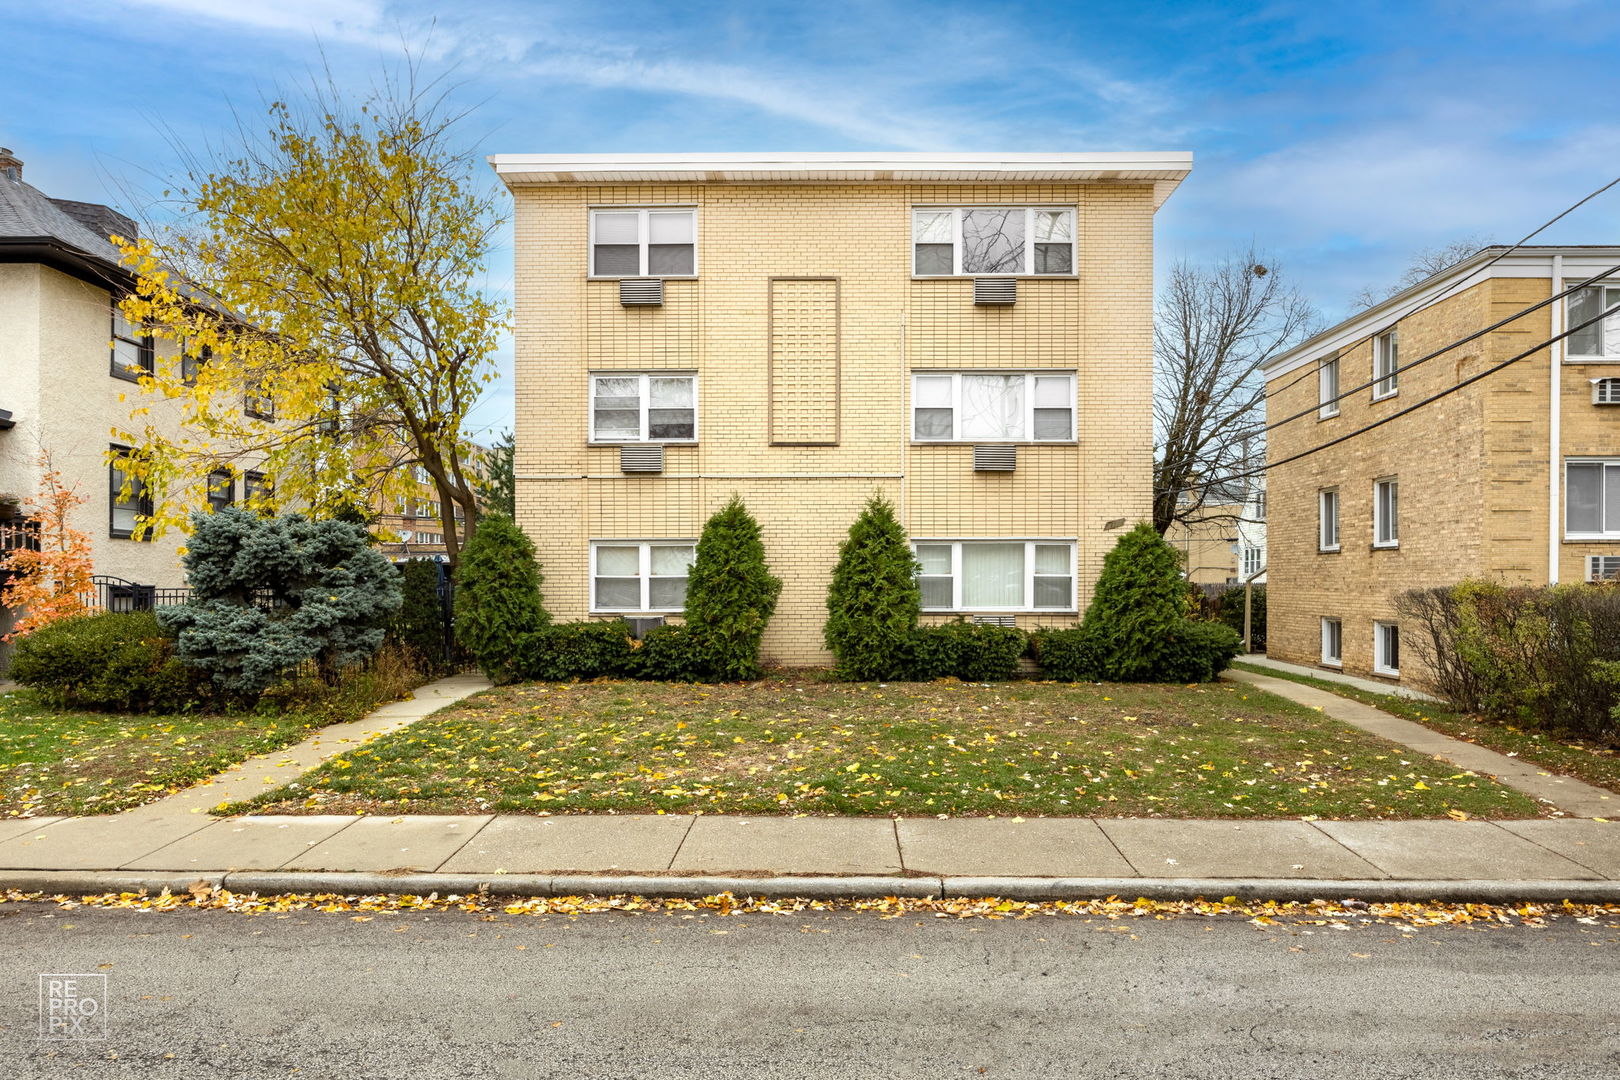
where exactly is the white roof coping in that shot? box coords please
[488,151,1193,207]
[1262,246,1620,382]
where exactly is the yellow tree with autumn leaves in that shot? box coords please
[111,69,504,563]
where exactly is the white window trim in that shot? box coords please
[588,372,699,445]
[1563,282,1620,362]
[913,538,1077,613]
[910,371,1076,443]
[588,539,697,614]
[1320,617,1343,667]
[1373,621,1400,677]
[1564,457,1620,540]
[1372,477,1400,549]
[588,206,699,280]
[1318,488,1341,552]
[1372,330,1399,401]
[911,205,1078,278]
[1318,355,1341,419]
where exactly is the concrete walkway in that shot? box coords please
[1226,668,1618,818]
[1236,653,1443,701]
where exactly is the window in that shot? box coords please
[1252,490,1266,523]
[1321,618,1342,666]
[1567,285,1620,358]
[1318,488,1340,552]
[913,540,1074,612]
[590,208,696,277]
[590,373,697,442]
[1240,546,1263,578]
[591,541,696,611]
[1373,478,1399,548]
[912,372,1074,442]
[206,469,233,513]
[243,470,272,511]
[1374,621,1401,677]
[1373,329,1399,399]
[182,343,210,386]
[244,387,275,421]
[912,207,1076,276]
[108,446,152,540]
[1566,459,1620,537]
[1318,355,1340,418]
[111,305,153,381]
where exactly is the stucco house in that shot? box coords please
[1262,246,1620,686]
[491,151,1192,665]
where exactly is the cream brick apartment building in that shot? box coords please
[491,152,1193,665]
[1263,246,1620,686]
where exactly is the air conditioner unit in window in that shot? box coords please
[973,444,1016,471]
[973,277,1017,305]
[622,615,665,639]
[972,614,1018,627]
[1593,377,1620,405]
[619,444,665,474]
[620,279,664,306]
[1589,555,1620,582]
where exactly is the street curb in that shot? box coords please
[6,870,1620,904]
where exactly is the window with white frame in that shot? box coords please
[1566,459,1620,537]
[1318,488,1340,551]
[590,208,696,277]
[1373,477,1399,547]
[1373,329,1399,399]
[1241,546,1263,578]
[1374,621,1401,676]
[1567,285,1620,358]
[914,540,1074,611]
[912,207,1075,276]
[911,372,1074,442]
[1320,617,1342,666]
[1318,354,1340,418]
[591,541,696,611]
[591,373,697,442]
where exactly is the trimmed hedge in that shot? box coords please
[1035,620,1241,684]
[9,611,214,711]
[902,623,1027,682]
[522,621,633,682]
[625,624,713,682]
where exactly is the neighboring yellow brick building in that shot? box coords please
[491,152,1192,665]
[1263,246,1620,687]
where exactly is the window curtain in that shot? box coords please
[961,543,1024,607]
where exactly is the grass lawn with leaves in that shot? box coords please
[237,676,1543,819]
[0,688,326,817]
[1230,661,1620,796]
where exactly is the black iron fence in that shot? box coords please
[0,520,40,555]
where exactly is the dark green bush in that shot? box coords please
[902,622,1026,682]
[682,496,781,681]
[625,624,712,682]
[1215,585,1265,651]
[1029,626,1097,682]
[824,495,920,681]
[9,611,213,710]
[393,559,448,673]
[453,514,549,685]
[1157,620,1245,683]
[523,621,633,681]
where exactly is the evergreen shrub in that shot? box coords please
[681,496,781,681]
[824,495,919,681]
[902,622,1026,682]
[523,621,633,681]
[393,559,448,672]
[9,611,213,710]
[453,514,548,685]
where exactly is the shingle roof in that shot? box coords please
[0,168,130,273]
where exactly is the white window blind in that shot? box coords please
[913,541,1074,612]
[591,373,697,442]
[1373,329,1399,399]
[1567,460,1620,536]
[592,541,695,612]
[1374,478,1399,547]
[1319,489,1340,551]
[591,208,696,277]
[911,372,1074,442]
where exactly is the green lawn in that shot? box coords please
[0,689,325,817]
[1230,662,1620,796]
[237,676,1543,819]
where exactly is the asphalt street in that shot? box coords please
[2,902,1617,1079]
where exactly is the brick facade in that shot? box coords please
[498,157,1187,665]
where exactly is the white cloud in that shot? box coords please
[124,0,389,39]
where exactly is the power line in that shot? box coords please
[1208,295,1620,488]
[1264,259,1620,434]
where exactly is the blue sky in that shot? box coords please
[5,0,1620,437]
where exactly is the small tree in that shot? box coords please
[160,508,402,692]
[394,559,447,673]
[453,514,547,685]
[1080,523,1196,681]
[824,495,919,681]
[682,496,781,681]
[0,451,96,640]
[477,431,516,519]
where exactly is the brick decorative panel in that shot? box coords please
[769,277,841,446]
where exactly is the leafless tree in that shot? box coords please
[1153,248,1320,535]
[1349,235,1491,310]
